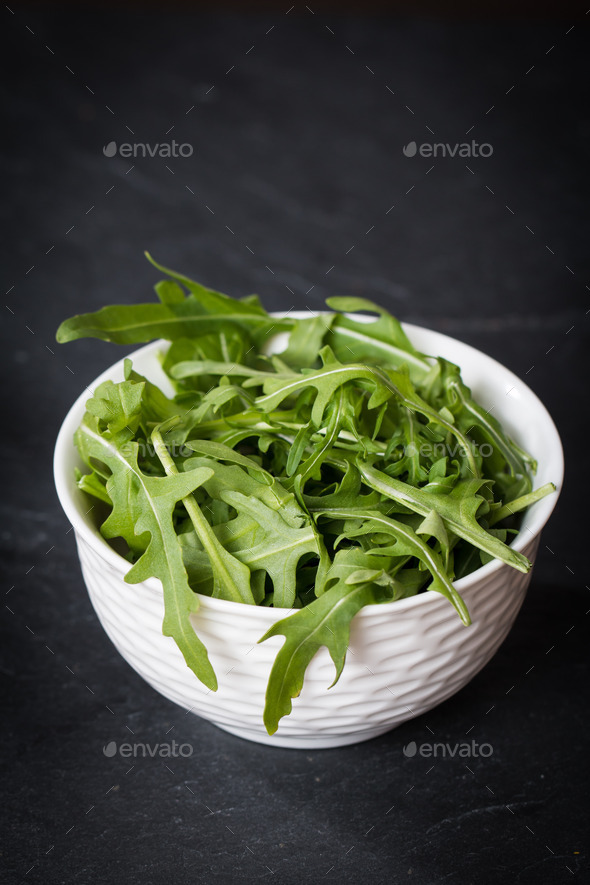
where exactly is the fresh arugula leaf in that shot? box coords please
[358,460,531,573]
[260,570,394,734]
[325,296,430,380]
[219,490,323,608]
[279,313,334,369]
[56,255,290,346]
[75,403,218,690]
[315,507,469,625]
[152,425,255,606]
[489,482,556,526]
[75,468,111,505]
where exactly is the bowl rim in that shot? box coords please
[54,318,564,619]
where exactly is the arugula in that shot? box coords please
[356,461,531,574]
[58,255,555,734]
[74,385,218,689]
[260,549,396,735]
[56,252,288,347]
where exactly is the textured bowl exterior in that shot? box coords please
[55,319,563,748]
[77,531,539,748]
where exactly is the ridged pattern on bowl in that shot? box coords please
[77,533,539,748]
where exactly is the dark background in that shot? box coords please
[1,3,588,883]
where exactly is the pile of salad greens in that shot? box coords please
[57,254,554,734]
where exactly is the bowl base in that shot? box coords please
[213,720,397,749]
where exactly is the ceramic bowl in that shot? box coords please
[54,319,563,748]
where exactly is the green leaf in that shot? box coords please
[279,313,334,369]
[183,454,304,527]
[184,439,272,485]
[219,490,322,608]
[358,460,531,573]
[303,462,381,513]
[56,301,284,346]
[145,252,268,315]
[152,426,255,606]
[260,575,393,734]
[326,296,430,380]
[124,361,180,424]
[154,280,186,305]
[171,360,287,383]
[56,254,289,345]
[416,509,451,568]
[440,359,535,481]
[489,482,556,526]
[85,378,144,438]
[76,469,111,505]
[316,507,470,624]
[255,349,479,474]
[75,409,218,691]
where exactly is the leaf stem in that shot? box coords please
[152,426,255,604]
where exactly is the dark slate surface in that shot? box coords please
[1,6,588,884]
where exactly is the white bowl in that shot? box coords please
[54,320,563,749]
